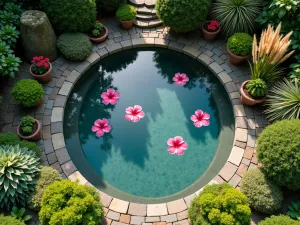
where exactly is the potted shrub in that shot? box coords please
[202,20,221,41]
[116,5,137,30]
[17,116,41,141]
[87,21,108,44]
[227,33,252,65]
[240,78,267,105]
[12,79,44,107]
[30,56,52,83]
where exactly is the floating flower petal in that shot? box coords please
[92,118,111,137]
[173,73,189,86]
[125,105,145,122]
[190,110,210,128]
[101,88,120,105]
[167,136,188,156]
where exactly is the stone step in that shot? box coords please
[134,18,163,28]
[136,13,157,20]
[136,6,156,15]
[129,0,156,8]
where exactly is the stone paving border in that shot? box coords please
[0,18,267,224]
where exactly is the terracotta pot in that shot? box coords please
[30,62,52,83]
[227,47,250,65]
[240,80,267,106]
[120,19,134,30]
[202,21,220,41]
[17,119,41,141]
[88,26,108,44]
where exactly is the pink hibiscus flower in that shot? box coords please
[173,73,189,86]
[167,136,188,156]
[190,110,210,128]
[125,105,145,122]
[101,88,120,105]
[92,118,111,137]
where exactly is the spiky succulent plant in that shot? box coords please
[0,145,40,210]
[246,78,268,97]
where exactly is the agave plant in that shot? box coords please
[265,78,300,122]
[246,78,267,97]
[0,53,22,78]
[211,0,262,38]
[0,145,40,210]
[288,201,300,221]
[0,25,20,46]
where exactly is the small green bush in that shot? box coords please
[228,33,253,56]
[246,78,268,98]
[0,132,40,156]
[257,119,300,190]
[258,215,300,225]
[0,53,22,78]
[57,33,92,61]
[39,180,104,225]
[189,183,251,225]
[12,79,44,107]
[116,5,137,21]
[41,0,96,33]
[0,25,20,46]
[240,168,283,214]
[20,115,35,135]
[28,166,62,211]
[156,0,211,33]
[0,214,26,225]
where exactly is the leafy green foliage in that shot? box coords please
[116,5,137,21]
[0,25,20,46]
[39,180,104,225]
[265,78,300,121]
[12,79,44,107]
[289,64,300,85]
[57,33,92,61]
[11,206,32,222]
[0,214,26,225]
[228,33,253,56]
[0,10,19,26]
[156,0,211,33]
[240,168,283,214]
[0,145,40,209]
[288,201,300,220]
[259,215,300,225]
[92,21,104,37]
[4,2,23,17]
[257,119,300,190]
[20,116,35,135]
[212,0,262,38]
[28,166,62,211]
[41,0,96,33]
[0,40,12,56]
[0,53,21,78]
[189,183,251,225]
[246,78,268,97]
[0,133,40,156]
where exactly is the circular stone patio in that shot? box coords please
[0,18,267,225]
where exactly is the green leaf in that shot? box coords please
[278,8,286,18]
[23,215,32,222]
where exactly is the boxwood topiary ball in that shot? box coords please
[227,33,253,56]
[156,0,211,33]
[240,168,283,214]
[57,33,92,61]
[257,119,300,190]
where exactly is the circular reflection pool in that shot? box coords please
[63,48,235,203]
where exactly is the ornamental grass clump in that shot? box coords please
[0,145,40,209]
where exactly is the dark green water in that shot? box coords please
[64,48,234,199]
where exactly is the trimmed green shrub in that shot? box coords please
[246,78,268,98]
[189,183,251,225]
[240,168,283,214]
[0,145,40,209]
[39,180,104,225]
[0,132,40,156]
[12,79,44,107]
[228,33,253,56]
[156,0,211,33]
[28,166,62,211]
[116,5,136,21]
[258,215,300,225]
[57,33,92,61]
[0,214,26,225]
[41,0,96,33]
[20,115,35,135]
[257,119,300,190]
[0,53,22,78]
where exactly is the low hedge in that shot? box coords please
[0,214,25,225]
[258,215,300,225]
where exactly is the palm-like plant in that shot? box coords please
[265,78,300,122]
[211,0,262,38]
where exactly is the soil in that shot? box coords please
[19,121,38,137]
[87,28,106,39]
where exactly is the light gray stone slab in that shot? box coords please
[128,203,147,216]
[66,70,80,83]
[58,81,73,96]
[120,40,133,50]
[154,38,169,48]
[131,216,145,225]
[234,105,246,117]
[107,210,121,220]
[61,160,77,177]
[218,71,232,84]
[209,62,224,74]
[228,146,244,166]
[197,53,213,66]
[147,204,168,216]
[75,61,90,73]
[68,171,87,184]
[219,162,238,182]
[109,198,129,214]
[100,191,113,208]
[51,133,65,150]
[167,199,187,214]
[55,147,70,164]
[106,43,123,54]
[160,214,177,223]
[86,52,100,65]
[183,45,201,59]
[173,219,189,225]
[51,107,63,122]
[235,128,248,142]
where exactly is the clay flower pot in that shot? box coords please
[120,19,134,30]
[88,26,108,44]
[227,47,250,65]
[17,119,41,141]
[30,62,52,83]
[202,21,220,41]
[240,80,267,106]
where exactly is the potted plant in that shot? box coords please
[87,21,108,44]
[17,116,41,141]
[12,79,45,107]
[116,5,137,30]
[227,33,252,65]
[240,78,267,105]
[202,20,221,41]
[30,56,52,83]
